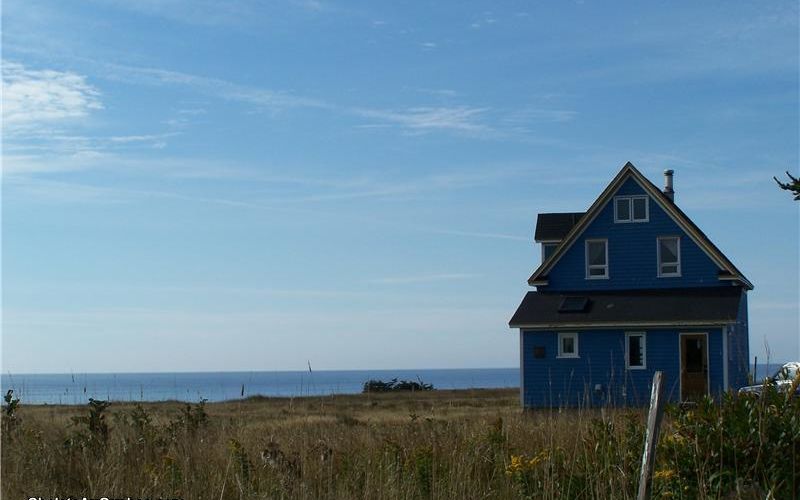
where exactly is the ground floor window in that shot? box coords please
[625,332,646,369]
[558,332,579,358]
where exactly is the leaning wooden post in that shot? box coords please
[637,371,665,500]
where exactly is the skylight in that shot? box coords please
[558,296,589,313]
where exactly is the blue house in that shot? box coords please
[509,162,752,408]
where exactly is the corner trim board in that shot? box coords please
[519,330,525,406]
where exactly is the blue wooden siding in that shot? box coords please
[521,327,724,407]
[543,177,726,292]
[728,292,750,389]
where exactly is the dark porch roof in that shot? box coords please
[509,286,743,329]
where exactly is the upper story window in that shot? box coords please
[585,239,608,279]
[614,195,649,223]
[542,242,558,262]
[658,236,681,277]
[557,332,579,358]
[625,332,646,369]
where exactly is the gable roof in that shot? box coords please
[528,162,753,290]
[534,212,584,241]
[509,286,743,328]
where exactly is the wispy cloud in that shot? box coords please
[12,282,368,300]
[79,0,336,30]
[2,150,111,176]
[4,151,533,209]
[2,57,562,141]
[102,62,327,110]
[2,60,103,131]
[177,107,207,115]
[99,62,497,135]
[470,14,499,29]
[4,176,128,204]
[268,165,529,203]
[290,0,328,12]
[368,273,481,285]
[503,107,578,125]
[108,132,179,149]
[411,87,459,98]
[1,60,187,170]
[353,106,490,134]
[423,229,530,242]
[4,174,309,211]
[2,131,183,175]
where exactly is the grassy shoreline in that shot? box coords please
[8,386,520,408]
[3,387,797,498]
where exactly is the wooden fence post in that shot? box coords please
[637,371,665,500]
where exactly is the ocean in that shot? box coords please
[0,368,520,405]
[1,363,785,405]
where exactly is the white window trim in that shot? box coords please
[557,332,579,358]
[625,332,647,370]
[657,236,682,277]
[585,239,609,279]
[614,195,649,223]
[614,197,631,223]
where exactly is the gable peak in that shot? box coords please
[526,161,753,290]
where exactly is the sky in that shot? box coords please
[2,1,798,374]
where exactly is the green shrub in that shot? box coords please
[362,378,434,393]
[2,390,21,437]
[70,399,111,449]
[657,387,800,498]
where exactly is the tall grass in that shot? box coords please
[1,387,797,499]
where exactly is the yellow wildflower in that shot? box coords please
[654,469,676,481]
[505,455,526,476]
[528,450,550,467]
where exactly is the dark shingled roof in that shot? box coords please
[534,212,585,242]
[509,287,742,328]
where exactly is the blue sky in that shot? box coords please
[2,0,798,374]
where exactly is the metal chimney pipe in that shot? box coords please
[663,169,675,201]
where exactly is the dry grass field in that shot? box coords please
[2,387,797,499]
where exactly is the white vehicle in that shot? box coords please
[738,362,800,397]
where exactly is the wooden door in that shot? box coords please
[681,334,708,401]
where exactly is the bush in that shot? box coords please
[362,378,434,393]
[2,390,21,436]
[71,399,111,444]
[656,385,800,498]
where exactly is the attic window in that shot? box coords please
[559,296,589,313]
[614,196,649,223]
[658,236,681,277]
[585,239,608,279]
[542,242,558,262]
